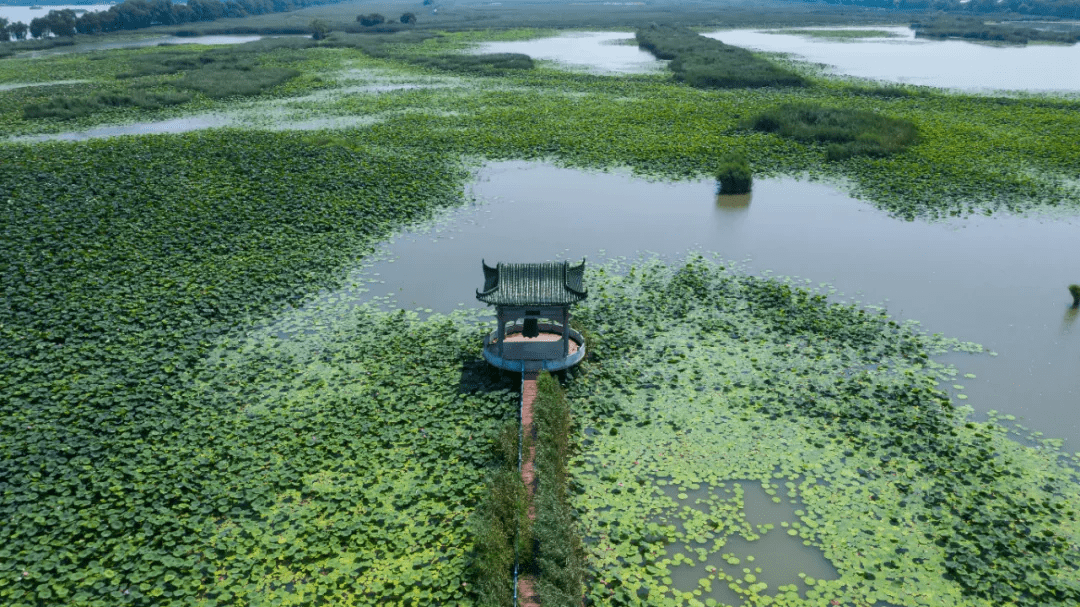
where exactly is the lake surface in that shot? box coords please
[0,3,111,25]
[473,31,666,74]
[704,26,1080,94]
[351,161,1078,446]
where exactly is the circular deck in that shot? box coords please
[483,326,586,372]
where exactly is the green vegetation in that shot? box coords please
[357,13,387,27]
[533,372,585,607]
[746,103,920,161]
[715,152,753,194]
[470,421,532,607]
[1070,284,1080,307]
[0,0,357,41]
[310,19,330,40]
[778,0,1080,20]
[637,25,806,89]
[3,25,1080,606]
[780,28,903,39]
[409,52,535,74]
[0,130,535,606]
[568,257,1080,606]
[19,41,319,120]
[2,32,1079,220]
[22,90,192,120]
[912,15,1080,44]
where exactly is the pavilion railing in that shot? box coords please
[484,322,581,361]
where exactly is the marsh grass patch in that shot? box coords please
[745,103,919,161]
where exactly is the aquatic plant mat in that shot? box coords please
[3,31,1078,218]
[567,257,1080,606]
[745,103,919,161]
[2,27,1080,607]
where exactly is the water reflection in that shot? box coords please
[715,192,752,215]
[1064,307,1079,335]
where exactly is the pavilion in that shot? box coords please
[476,260,588,372]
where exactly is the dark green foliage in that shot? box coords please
[715,151,752,194]
[112,44,303,98]
[570,317,599,362]
[777,0,1080,21]
[0,35,73,56]
[470,419,532,606]
[471,467,531,607]
[912,15,1080,44]
[636,25,806,89]
[533,372,585,606]
[173,65,300,97]
[1070,284,1080,307]
[358,13,387,27]
[401,12,418,25]
[746,103,919,160]
[309,18,330,40]
[22,90,192,119]
[410,53,535,74]
[0,131,507,604]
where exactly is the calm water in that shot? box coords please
[0,4,111,25]
[704,26,1080,94]
[474,31,666,74]
[356,161,1079,446]
[470,27,1080,93]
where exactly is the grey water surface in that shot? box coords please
[358,161,1079,446]
[473,31,667,74]
[704,26,1080,94]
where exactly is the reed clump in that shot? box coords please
[409,53,534,74]
[715,152,753,194]
[533,372,585,607]
[636,25,806,89]
[745,103,919,160]
[470,419,532,607]
[23,90,192,120]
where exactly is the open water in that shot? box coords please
[356,161,1079,447]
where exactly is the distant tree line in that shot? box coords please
[0,0,354,42]
[782,0,1080,18]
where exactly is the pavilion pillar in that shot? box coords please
[563,308,570,357]
[497,307,505,358]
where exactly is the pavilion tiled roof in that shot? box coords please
[476,260,587,306]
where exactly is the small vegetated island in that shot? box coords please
[1,5,1079,607]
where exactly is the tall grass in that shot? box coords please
[173,66,300,98]
[409,53,534,74]
[745,103,919,160]
[23,90,192,120]
[912,15,1080,44]
[715,152,753,194]
[470,420,532,607]
[533,372,585,607]
[636,25,806,89]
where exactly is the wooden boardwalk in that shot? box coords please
[518,371,540,607]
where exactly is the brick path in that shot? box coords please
[517,371,540,607]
